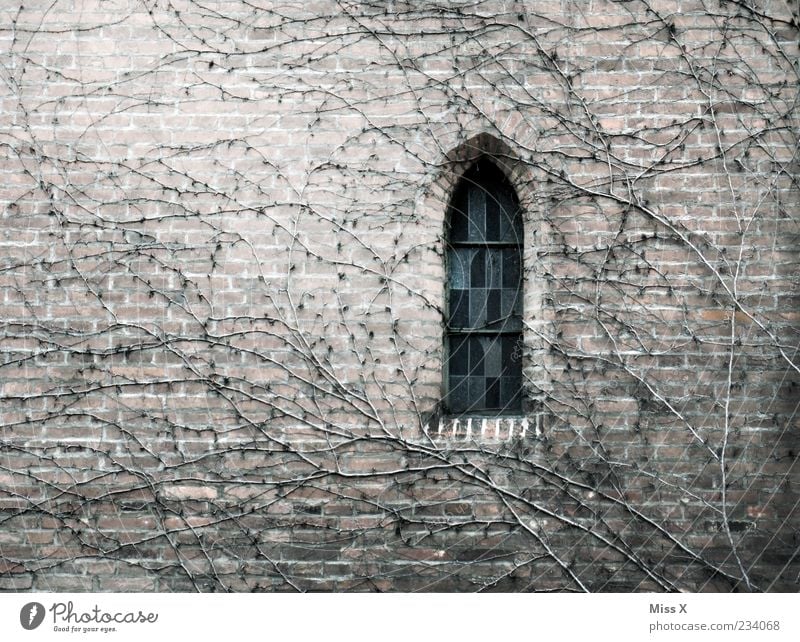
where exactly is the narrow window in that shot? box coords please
[444,158,523,415]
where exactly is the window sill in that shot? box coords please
[422,414,543,442]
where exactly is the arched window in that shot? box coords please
[444,158,523,415]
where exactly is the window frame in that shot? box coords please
[442,157,525,417]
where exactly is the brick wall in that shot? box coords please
[0,0,798,591]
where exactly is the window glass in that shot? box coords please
[445,159,523,414]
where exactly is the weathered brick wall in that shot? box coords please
[0,0,798,591]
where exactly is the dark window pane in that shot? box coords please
[449,189,469,242]
[468,337,485,376]
[467,184,485,241]
[487,249,502,289]
[486,193,500,241]
[448,248,469,290]
[447,376,468,412]
[501,289,518,318]
[450,289,469,328]
[470,251,485,288]
[503,352,522,383]
[482,336,501,377]
[485,377,501,408]
[498,197,521,244]
[468,376,485,410]
[449,336,469,376]
[502,335,521,367]
[501,377,522,409]
[469,295,487,329]
[510,205,523,242]
[502,249,520,288]
[486,289,501,328]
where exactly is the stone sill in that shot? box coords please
[422,414,543,442]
